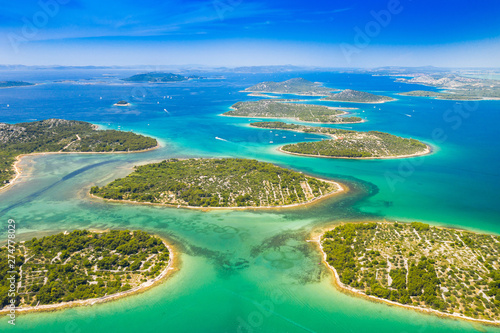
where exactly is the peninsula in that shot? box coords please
[0,119,158,189]
[90,158,342,208]
[250,122,429,159]
[122,72,205,83]
[223,100,362,123]
[244,78,335,96]
[319,222,500,324]
[0,230,172,313]
[323,89,395,103]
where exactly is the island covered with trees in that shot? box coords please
[244,78,335,96]
[0,81,34,88]
[250,121,429,158]
[0,119,158,188]
[122,72,205,83]
[223,100,362,123]
[0,230,171,312]
[323,89,395,103]
[320,222,500,323]
[90,158,341,208]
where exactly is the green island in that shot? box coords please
[223,100,362,123]
[0,119,158,188]
[90,158,341,208]
[398,90,483,100]
[323,89,395,103]
[0,81,34,88]
[250,121,429,158]
[122,72,204,83]
[0,230,171,312]
[320,222,500,323]
[244,78,335,96]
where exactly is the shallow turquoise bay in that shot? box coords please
[0,70,499,332]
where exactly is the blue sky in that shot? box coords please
[1,0,499,67]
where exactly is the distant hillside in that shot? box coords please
[324,89,394,103]
[122,72,205,83]
[245,78,335,96]
[0,81,34,88]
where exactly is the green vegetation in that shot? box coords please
[244,78,334,96]
[0,230,170,309]
[0,119,158,187]
[323,89,395,103]
[0,81,34,88]
[250,121,428,158]
[322,222,500,321]
[399,90,482,100]
[122,72,204,82]
[223,100,362,123]
[91,158,339,207]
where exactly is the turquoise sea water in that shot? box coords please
[0,70,499,332]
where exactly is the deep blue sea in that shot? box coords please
[0,69,499,332]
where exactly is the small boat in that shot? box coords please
[405,114,412,117]
[269,141,273,143]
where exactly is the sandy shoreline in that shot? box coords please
[0,144,161,193]
[312,224,500,327]
[89,178,346,211]
[0,239,177,315]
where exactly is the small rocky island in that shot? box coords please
[223,100,362,123]
[323,89,395,103]
[0,230,171,312]
[0,119,158,188]
[122,72,205,83]
[251,121,429,158]
[114,100,131,106]
[244,78,335,96]
[90,158,341,208]
[320,222,500,323]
